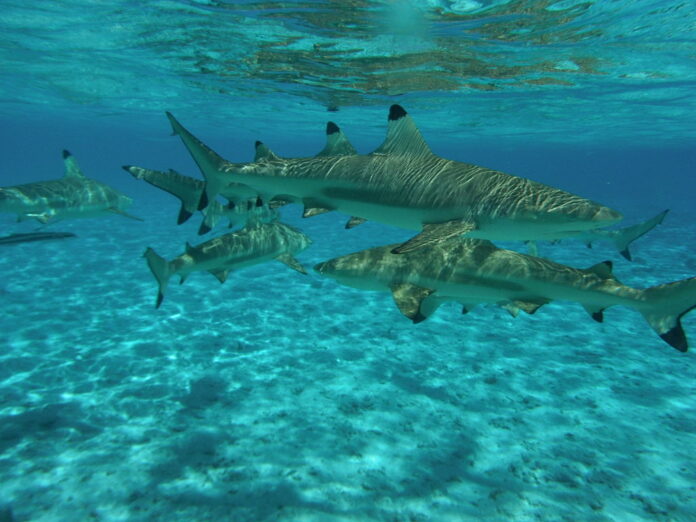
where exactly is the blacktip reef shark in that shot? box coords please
[165,105,622,254]
[122,165,279,234]
[144,220,311,308]
[314,238,696,352]
[0,150,140,224]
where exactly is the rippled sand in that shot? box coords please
[0,199,694,521]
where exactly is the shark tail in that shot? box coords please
[143,247,173,308]
[165,112,229,211]
[610,209,669,261]
[640,276,696,352]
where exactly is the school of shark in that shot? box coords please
[1,105,692,353]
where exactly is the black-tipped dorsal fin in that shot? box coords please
[254,141,281,162]
[373,105,432,157]
[586,260,613,279]
[316,121,357,157]
[62,150,86,178]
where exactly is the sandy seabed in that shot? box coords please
[0,200,695,522]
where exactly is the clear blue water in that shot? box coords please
[1,1,696,520]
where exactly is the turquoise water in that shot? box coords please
[1,1,696,521]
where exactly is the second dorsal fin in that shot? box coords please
[372,105,432,158]
[586,260,614,279]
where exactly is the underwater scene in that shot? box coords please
[1,1,696,521]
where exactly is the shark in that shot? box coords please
[144,220,312,308]
[165,105,623,254]
[0,150,139,224]
[314,238,696,352]
[122,165,279,234]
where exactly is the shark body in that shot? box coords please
[0,151,137,224]
[144,220,311,307]
[166,105,622,253]
[123,165,278,234]
[314,239,696,352]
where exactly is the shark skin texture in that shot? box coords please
[0,150,138,224]
[165,104,623,254]
[123,165,278,235]
[144,220,312,308]
[314,238,696,353]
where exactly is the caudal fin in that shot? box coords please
[640,276,696,352]
[143,247,172,308]
[165,112,229,211]
[610,210,669,261]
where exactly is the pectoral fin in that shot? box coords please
[392,221,476,254]
[209,269,229,283]
[582,304,605,323]
[389,283,435,323]
[277,253,307,274]
[501,299,547,317]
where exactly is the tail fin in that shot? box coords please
[165,112,229,211]
[610,210,669,261]
[640,276,696,352]
[143,247,172,308]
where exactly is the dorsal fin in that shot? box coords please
[254,141,281,162]
[316,121,357,157]
[586,260,613,279]
[373,105,432,157]
[62,150,86,178]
